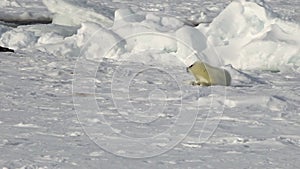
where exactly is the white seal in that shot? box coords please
[187,61,231,86]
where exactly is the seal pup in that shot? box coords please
[187,61,231,86]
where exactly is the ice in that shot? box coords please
[75,22,125,61]
[0,0,51,25]
[114,8,145,26]
[112,9,179,55]
[205,0,300,71]
[42,0,114,27]
[0,25,11,36]
[14,122,39,128]
[1,0,300,168]
[1,0,299,71]
[0,28,37,50]
[0,24,77,53]
[176,26,207,66]
[0,0,21,7]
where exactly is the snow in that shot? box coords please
[0,28,37,49]
[0,0,21,8]
[0,0,300,168]
[1,0,299,70]
[0,0,51,25]
[204,0,300,71]
[75,22,125,61]
[42,0,114,27]
[176,26,207,66]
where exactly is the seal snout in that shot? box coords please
[186,63,194,72]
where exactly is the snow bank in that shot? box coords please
[176,26,208,66]
[204,0,300,71]
[113,10,178,54]
[75,22,125,61]
[0,29,37,50]
[0,24,77,52]
[0,0,51,24]
[42,0,113,27]
[111,9,207,66]
[0,0,20,8]
[1,0,299,72]
[0,25,10,37]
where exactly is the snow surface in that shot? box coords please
[1,0,299,70]
[0,0,300,168]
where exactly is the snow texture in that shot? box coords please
[0,0,300,168]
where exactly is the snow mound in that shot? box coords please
[0,24,10,37]
[0,29,37,50]
[176,26,207,66]
[0,24,77,52]
[42,0,114,27]
[1,0,300,72]
[204,0,300,71]
[113,9,177,51]
[0,0,20,8]
[75,22,125,61]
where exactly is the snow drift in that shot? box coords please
[42,0,114,27]
[203,0,300,71]
[1,0,300,72]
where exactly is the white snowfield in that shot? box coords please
[0,0,300,168]
[1,0,300,71]
[42,0,114,27]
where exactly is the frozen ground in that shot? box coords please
[0,0,300,168]
[1,51,300,168]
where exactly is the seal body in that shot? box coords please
[187,61,231,86]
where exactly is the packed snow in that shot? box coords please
[1,0,299,71]
[0,0,299,168]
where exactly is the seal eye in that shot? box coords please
[188,64,194,69]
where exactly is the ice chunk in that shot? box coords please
[176,26,207,67]
[206,0,300,71]
[43,0,113,27]
[0,29,37,50]
[75,22,125,61]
